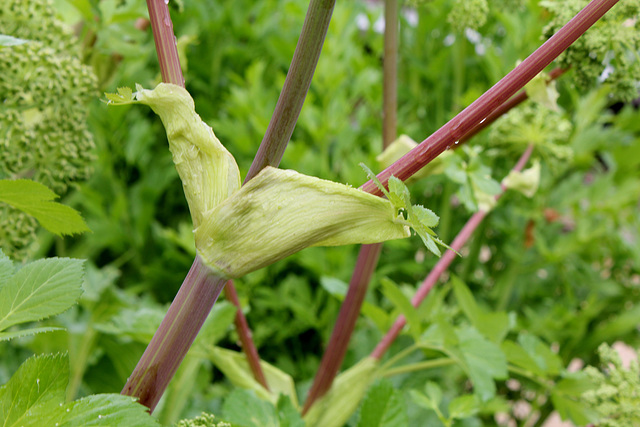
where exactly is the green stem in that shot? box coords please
[379,343,421,372]
[244,0,336,183]
[381,357,455,378]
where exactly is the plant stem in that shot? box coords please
[244,0,336,183]
[301,243,382,414]
[371,145,534,360]
[145,0,184,87]
[122,255,227,411]
[361,0,618,195]
[122,1,231,411]
[223,280,269,390]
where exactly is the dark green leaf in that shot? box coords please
[448,394,480,420]
[0,257,84,333]
[380,278,421,341]
[0,353,68,426]
[222,389,278,427]
[0,180,89,236]
[357,379,407,427]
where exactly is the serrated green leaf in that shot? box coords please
[31,394,160,426]
[424,382,443,407]
[456,326,508,401]
[276,395,304,427]
[448,394,479,420]
[0,353,68,426]
[518,333,563,376]
[0,180,89,236]
[0,257,84,333]
[452,276,510,343]
[357,379,407,427]
[360,163,390,198]
[380,278,421,342]
[501,340,545,376]
[388,176,411,207]
[412,205,439,228]
[0,327,64,341]
[409,389,438,411]
[104,86,134,103]
[222,389,278,427]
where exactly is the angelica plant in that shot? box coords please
[0,0,96,259]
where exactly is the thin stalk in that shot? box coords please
[371,145,534,360]
[223,280,269,390]
[302,0,397,412]
[244,0,336,183]
[122,255,227,411]
[361,0,618,195]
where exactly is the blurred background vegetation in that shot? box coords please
[1,0,639,425]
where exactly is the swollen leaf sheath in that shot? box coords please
[195,167,410,278]
[107,83,241,227]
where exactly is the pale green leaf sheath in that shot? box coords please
[196,167,410,278]
[108,84,413,279]
[106,84,241,228]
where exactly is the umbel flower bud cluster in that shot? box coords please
[0,0,98,259]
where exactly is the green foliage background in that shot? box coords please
[1,0,639,425]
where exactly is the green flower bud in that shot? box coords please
[503,161,540,198]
